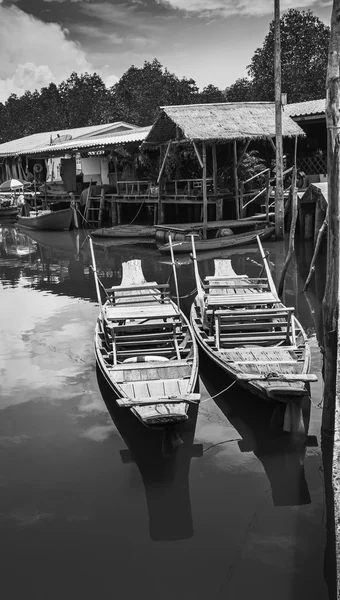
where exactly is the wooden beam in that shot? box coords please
[193,141,204,169]
[212,143,218,193]
[274,0,284,239]
[278,135,298,296]
[202,142,208,239]
[157,140,171,184]
[269,137,276,153]
[233,140,239,219]
[237,140,251,168]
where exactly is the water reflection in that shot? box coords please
[97,366,203,541]
[200,356,317,507]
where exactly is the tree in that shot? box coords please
[111,59,199,126]
[225,78,254,102]
[198,84,226,104]
[58,72,113,127]
[248,9,330,102]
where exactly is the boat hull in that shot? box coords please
[158,227,275,254]
[91,225,157,238]
[190,302,310,406]
[0,206,19,218]
[17,208,73,231]
[95,309,199,427]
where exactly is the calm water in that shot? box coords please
[0,225,330,600]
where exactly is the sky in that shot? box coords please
[0,0,333,103]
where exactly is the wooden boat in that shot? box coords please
[17,207,73,231]
[91,225,157,238]
[190,235,317,433]
[90,238,200,427]
[0,205,18,218]
[158,226,275,254]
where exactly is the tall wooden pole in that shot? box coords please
[202,142,208,239]
[274,0,284,239]
[233,141,239,219]
[323,0,340,434]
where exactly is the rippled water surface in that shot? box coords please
[0,225,330,600]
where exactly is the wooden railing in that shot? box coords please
[239,166,294,218]
[239,169,271,218]
[115,180,153,196]
[164,178,214,196]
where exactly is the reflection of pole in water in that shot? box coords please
[97,368,202,541]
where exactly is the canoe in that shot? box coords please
[190,236,317,433]
[158,226,275,254]
[17,208,73,231]
[91,225,157,238]
[90,240,200,427]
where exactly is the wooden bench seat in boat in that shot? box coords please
[105,283,171,305]
[206,292,279,308]
[214,307,296,349]
[105,303,180,321]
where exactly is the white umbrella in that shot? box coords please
[0,178,31,192]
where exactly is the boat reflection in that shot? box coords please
[97,365,203,541]
[200,355,317,507]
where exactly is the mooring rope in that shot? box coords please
[200,380,237,403]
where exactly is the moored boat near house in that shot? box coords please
[189,235,317,433]
[90,239,200,427]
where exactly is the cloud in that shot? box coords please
[0,3,92,102]
[156,0,332,18]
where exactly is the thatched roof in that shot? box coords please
[144,102,305,145]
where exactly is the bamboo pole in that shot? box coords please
[168,234,180,309]
[278,136,298,296]
[303,209,328,292]
[233,140,239,219]
[202,142,208,240]
[274,0,284,239]
[323,0,340,435]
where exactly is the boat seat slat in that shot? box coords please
[236,373,317,382]
[106,283,170,293]
[116,393,200,407]
[214,307,295,316]
[105,305,180,320]
[108,321,180,332]
[109,359,191,371]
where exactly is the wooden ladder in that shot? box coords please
[84,188,105,228]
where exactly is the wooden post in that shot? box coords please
[278,136,298,296]
[212,143,218,193]
[323,0,340,435]
[265,170,270,221]
[212,142,222,220]
[274,0,284,239]
[233,140,239,219]
[202,142,208,240]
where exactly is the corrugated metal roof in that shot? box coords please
[285,99,325,118]
[144,102,304,145]
[0,121,138,157]
[25,126,152,155]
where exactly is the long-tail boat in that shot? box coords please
[157,226,274,254]
[90,237,199,427]
[189,235,317,433]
